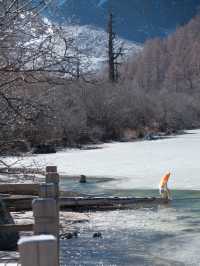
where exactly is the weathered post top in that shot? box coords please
[46,166,57,173]
[32,198,58,237]
[18,235,58,266]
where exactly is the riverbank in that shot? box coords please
[0,128,182,157]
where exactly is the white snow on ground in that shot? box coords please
[2,129,200,190]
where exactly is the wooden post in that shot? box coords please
[18,235,58,266]
[0,183,40,195]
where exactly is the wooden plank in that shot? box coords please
[2,195,36,211]
[59,196,169,210]
[60,196,168,206]
[0,183,40,195]
[2,195,169,212]
[0,223,33,232]
[0,167,45,175]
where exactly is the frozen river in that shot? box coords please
[3,129,200,265]
[6,129,200,190]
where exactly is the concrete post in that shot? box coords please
[45,166,60,260]
[45,170,60,237]
[39,183,56,198]
[32,198,60,265]
[46,166,57,173]
[45,172,59,199]
[32,198,58,238]
[18,235,58,266]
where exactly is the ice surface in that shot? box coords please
[2,131,200,265]
[3,129,200,190]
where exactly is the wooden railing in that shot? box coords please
[0,223,33,232]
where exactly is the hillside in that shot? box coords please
[62,24,141,72]
[25,16,141,73]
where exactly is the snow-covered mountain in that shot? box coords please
[63,24,142,72]
[22,14,142,74]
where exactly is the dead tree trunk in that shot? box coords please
[108,12,115,82]
[108,12,123,82]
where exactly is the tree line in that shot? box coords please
[119,15,200,133]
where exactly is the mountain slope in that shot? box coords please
[65,24,141,72]
[24,14,141,73]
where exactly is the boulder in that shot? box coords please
[79,175,87,183]
[0,199,19,250]
[33,144,56,154]
[60,231,78,240]
[93,232,102,238]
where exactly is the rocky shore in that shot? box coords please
[0,210,89,264]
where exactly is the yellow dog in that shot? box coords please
[159,172,171,199]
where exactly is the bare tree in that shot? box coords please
[0,0,84,153]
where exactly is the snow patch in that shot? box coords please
[98,0,108,7]
[18,235,56,245]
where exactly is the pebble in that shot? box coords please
[93,232,102,238]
